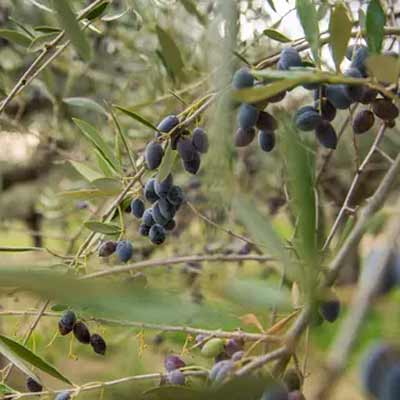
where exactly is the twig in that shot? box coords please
[0,310,281,343]
[4,370,207,399]
[322,124,387,251]
[0,0,105,115]
[82,253,274,280]
[235,347,288,376]
[324,151,400,287]
[313,218,400,399]
[186,201,257,247]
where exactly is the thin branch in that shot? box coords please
[186,201,258,247]
[322,124,387,251]
[0,311,281,343]
[324,151,400,287]
[313,218,400,399]
[0,0,105,115]
[81,253,274,280]
[234,347,288,376]
[4,370,207,400]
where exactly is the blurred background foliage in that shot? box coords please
[0,0,399,399]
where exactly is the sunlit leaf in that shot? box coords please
[69,160,104,182]
[366,54,400,84]
[279,113,317,282]
[81,1,110,21]
[92,177,122,193]
[329,2,352,72]
[0,335,71,384]
[63,97,108,116]
[0,29,31,47]
[156,25,185,81]
[263,29,291,43]
[157,144,177,182]
[296,0,320,63]
[179,0,206,24]
[366,0,385,54]
[29,32,59,52]
[113,105,158,131]
[233,195,298,281]
[52,0,92,61]
[84,221,121,235]
[58,189,113,200]
[73,118,119,172]
[224,279,291,310]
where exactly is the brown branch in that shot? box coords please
[81,253,274,280]
[313,218,400,399]
[322,124,387,251]
[0,310,280,343]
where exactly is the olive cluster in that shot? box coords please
[58,310,106,355]
[145,114,209,175]
[200,336,304,398]
[232,68,278,152]
[130,173,184,245]
[233,45,399,152]
[98,239,133,263]
[163,354,186,385]
[26,379,72,400]
[361,342,400,400]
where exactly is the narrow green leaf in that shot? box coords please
[179,0,206,24]
[263,28,291,43]
[51,304,68,312]
[279,113,317,277]
[33,25,61,33]
[358,8,366,30]
[84,221,121,235]
[0,246,42,252]
[157,144,177,182]
[0,383,16,395]
[27,0,54,13]
[234,77,305,103]
[0,269,237,332]
[101,9,129,22]
[73,118,119,172]
[233,195,298,281]
[296,0,320,63]
[366,0,385,54]
[366,54,400,84]
[63,97,108,116]
[59,189,113,200]
[29,32,58,52]
[329,2,352,72]
[113,105,158,131]
[156,25,185,81]
[52,0,92,61]
[267,0,277,12]
[224,279,291,310]
[110,110,137,172]
[69,160,103,182]
[8,18,35,39]
[0,29,31,47]
[82,1,110,21]
[317,3,330,20]
[91,177,122,193]
[94,149,117,177]
[0,335,71,384]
